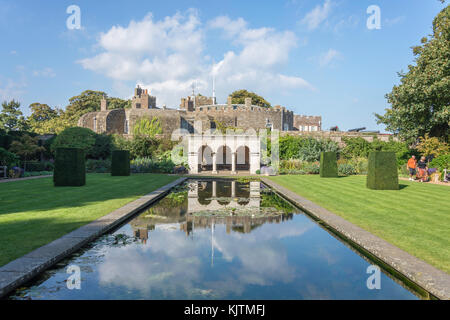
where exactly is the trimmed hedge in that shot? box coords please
[111,150,130,176]
[320,152,338,177]
[53,148,86,187]
[366,151,398,190]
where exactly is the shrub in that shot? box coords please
[320,152,338,177]
[429,153,449,171]
[279,136,339,161]
[86,159,111,173]
[53,148,86,186]
[366,152,398,190]
[51,127,96,156]
[88,133,113,159]
[0,147,19,168]
[338,163,357,176]
[25,161,54,172]
[131,157,175,174]
[111,150,130,176]
[130,135,159,159]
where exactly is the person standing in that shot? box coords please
[407,155,417,181]
[417,156,428,182]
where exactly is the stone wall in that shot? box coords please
[293,115,322,131]
[281,131,396,147]
[126,109,183,136]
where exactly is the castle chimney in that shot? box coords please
[227,96,232,107]
[101,96,108,111]
[245,97,252,108]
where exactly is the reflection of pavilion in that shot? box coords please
[187,180,260,213]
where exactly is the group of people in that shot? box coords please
[407,155,429,182]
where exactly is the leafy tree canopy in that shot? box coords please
[65,90,131,126]
[133,117,162,137]
[230,89,272,108]
[51,127,97,155]
[376,5,450,142]
[0,100,28,132]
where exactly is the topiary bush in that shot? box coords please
[53,148,86,186]
[320,152,338,177]
[111,150,130,176]
[366,152,398,190]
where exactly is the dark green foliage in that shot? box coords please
[366,152,399,190]
[111,150,130,176]
[53,148,86,186]
[51,127,96,155]
[320,152,338,177]
[279,135,339,161]
[130,135,158,159]
[0,147,19,168]
[86,159,111,173]
[89,133,113,159]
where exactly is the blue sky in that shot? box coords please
[0,0,446,131]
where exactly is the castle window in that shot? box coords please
[210,121,216,129]
[233,105,237,110]
[93,117,97,132]
[124,119,129,134]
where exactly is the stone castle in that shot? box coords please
[78,86,322,136]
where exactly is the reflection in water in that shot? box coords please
[10,180,419,300]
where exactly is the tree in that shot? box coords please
[27,103,59,134]
[9,134,45,171]
[64,90,106,125]
[51,127,96,156]
[133,117,162,137]
[0,100,28,132]
[130,135,159,159]
[416,134,449,159]
[376,5,450,142]
[64,90,131,126]
[230,89,272,108]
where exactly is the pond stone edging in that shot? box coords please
[261,178,450,300]
[0,177,187,298]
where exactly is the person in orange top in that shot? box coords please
[407,155,417,181]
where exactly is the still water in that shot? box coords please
[11,179,419,299]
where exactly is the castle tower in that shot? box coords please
[132,85,156,109]
[245,97,252,108]
[100,95,108,111]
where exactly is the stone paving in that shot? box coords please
[0,177,187,298]
[0,175,52,183]
[262,178,450,300]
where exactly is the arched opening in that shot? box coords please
[198,145,213,172]
[216,145,232,171]
[236,146,250,171]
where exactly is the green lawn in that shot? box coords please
[269,175,450,274]
[0,173,178,267]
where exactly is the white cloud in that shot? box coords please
[300,0,333,31]
[79,11,314,107]
[319,49,341,67]
[0,77,27,101]
[32,67,56,78]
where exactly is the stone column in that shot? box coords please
[212,152,217,174]
[212,181,217,198]
[188,152,199,174]
[249,152,260,174]
[231,180,236,198]
[231,152,237,174]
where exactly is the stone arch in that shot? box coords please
[216,145,232,171]
[198,145,213,172]
[236,145,250,171]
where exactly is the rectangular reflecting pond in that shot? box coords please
[10,179,420,300]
